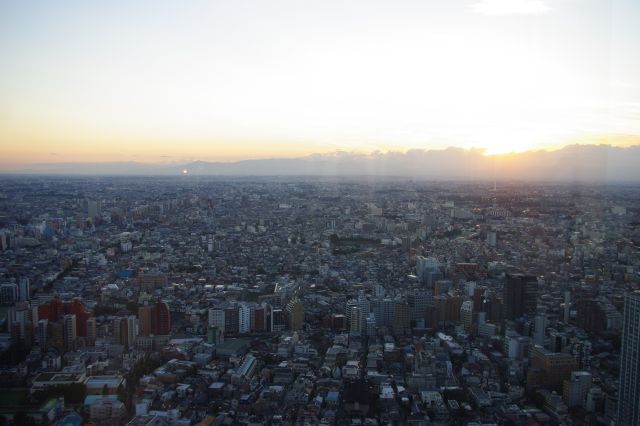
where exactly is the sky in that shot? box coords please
[1,0,639,168]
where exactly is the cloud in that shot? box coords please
[472,0,551,15]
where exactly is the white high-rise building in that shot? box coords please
[238,303,251,333]
[460,300,474,333]
[357,292,370,330]
[349,306,362,336]
[534,315,547,346]
[127,315,138,347]
[618,292,640,425]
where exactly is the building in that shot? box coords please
[136,273,168,291]
[416,256,440,286]
[138,305,154,337]
[576,298,622,335]
[460,300,474,333]
[154,300,171,335]
[63,314,77,350]
[429,294,462,329]
[349,306,362,336]
[85,375,126,395]
[207,325,223,344]
[503,273,537,320]
[224,306,239,334]
[238,303,251,333]
[18,278,30,302]
[408,291,432,321]
[37,296,92,337]
[86,318,96,343]
[563,371,592,408]
[126,315,138,348]
[251,304,267,332]
[529,346,578,389]
[618,292,640,425]
[534,314,547,346]
[37,319,48,346]
[271,309,285,332]
[87,199,102,220]
[0,283,18,305]
[393,301,410,335]
[89,397,125,423]
[285,298,304,331]
[208,308,226,331]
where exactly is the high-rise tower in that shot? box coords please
[618,292,640,425]
[503,273,537,320]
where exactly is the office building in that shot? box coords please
[63,314,77,350]
[285,298,304,331]
[503,273,538,320]
[238,303,251,333]
[349,306,362,336]
[460,300,474,333]
[618,292,640,425]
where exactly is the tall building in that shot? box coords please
[208,308,226,331]
[0,283,18,305]
[18,278,30,302]
[224,306,239,334]
[460,300,474,333]
[271,309,285,332]
[393,302,410,335]
[87,199,101,220]
[356,292,370,330]
[138,305,154,336]
[366,313,377,336]
[126,315,138,348]
[8,304,32,342]
[408,291,432,321]
[563,371,592,408]
[618,292,640,425]
[529,346,577,390]
[238,303,251,333]
[37,319,48,346]
[374,298,395,327]
[534,314,547,346]
[251,304,268,332]
[349,306,362,336]
[37,296,92,337]
[416,256,440,286]
[576,298,622,335]
[503,273,538,320]
[285,298,304,331]
[155,300,171,335]
[86,318,96,343]
[63,314,77,350]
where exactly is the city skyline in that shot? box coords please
[1,0,640,168]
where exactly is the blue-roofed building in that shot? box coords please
[55,412,83,426]
[84,394,119,407]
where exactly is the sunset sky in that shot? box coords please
[1,0,639,168]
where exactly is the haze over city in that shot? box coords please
[1,0,640,172]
